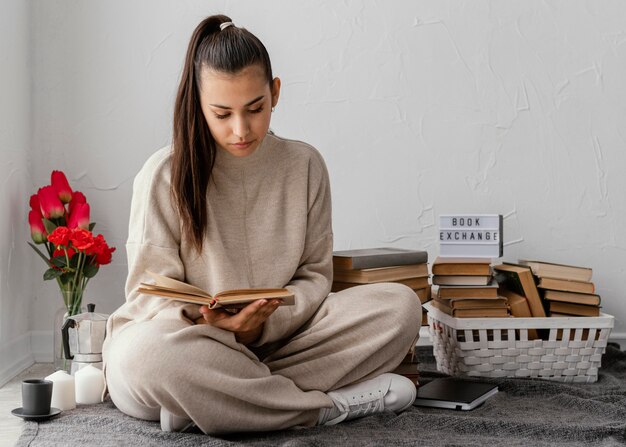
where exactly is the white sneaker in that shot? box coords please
[160,407,195,432]
[317,373,416,426]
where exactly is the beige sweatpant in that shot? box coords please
[103,283,421,435]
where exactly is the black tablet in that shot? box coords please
[413,378,498,410]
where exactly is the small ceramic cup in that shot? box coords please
[22,379,53,415]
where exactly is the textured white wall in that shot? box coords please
[21,0,626,346]
[0,0,34,383]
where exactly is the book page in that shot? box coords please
[137,287,212,305]
[146,270,211,298]
[215,288,292,299]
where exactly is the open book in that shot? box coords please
[138,271,295,310]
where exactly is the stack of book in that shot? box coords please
[331,247,430,325]
[391,344,420,386]
[430,257,509,317]
[519,260,600,317]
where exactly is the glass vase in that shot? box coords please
[53,290,84,372]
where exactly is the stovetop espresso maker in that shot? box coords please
[61,303,108,375]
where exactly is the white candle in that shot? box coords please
[44,370,76,411]
[75,365,105,405]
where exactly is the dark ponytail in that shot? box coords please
[171,15,273,254]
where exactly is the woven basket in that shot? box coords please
[423,301,614,383]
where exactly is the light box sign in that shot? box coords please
[439,214,503,258]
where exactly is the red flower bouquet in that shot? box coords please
[28,170,116,316]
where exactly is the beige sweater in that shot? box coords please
[105,133,333,346]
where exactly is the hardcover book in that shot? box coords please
[415,286,432,304]
[440,297,508,309]
[543,289,601,307]
[498,289,530,316]
[518,260,592,282]
[537,277,595,294]
[332,263,429,284]
[436,281,499,299]
[332,247,428,270]
[432,275,492,286]
[138,271,295,310]
[431,299,509,318]
[493,263,546,317]
[431,257,492,276]
[499,288,539,339]
[548,301,600,317]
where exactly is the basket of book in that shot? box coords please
[424,301,614,383]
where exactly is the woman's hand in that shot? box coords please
[194,298,282,345]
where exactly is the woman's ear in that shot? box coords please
[271,77,281,108]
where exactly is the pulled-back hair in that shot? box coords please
[171,15,273,254]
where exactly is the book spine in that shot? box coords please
[333,264,429,283]
[432,265,491,276]
[538,279,595,294]
[344,252,428,270]
[507,296,532,318]
[521,273,547,318]
[543,290,601,306]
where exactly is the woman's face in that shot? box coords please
[199,64,280,157]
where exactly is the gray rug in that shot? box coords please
[16,344,626,446]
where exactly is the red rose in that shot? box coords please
[85,234,104,255]
[53,246,76,259]
[29,210,47,244]
[68,191,87,216]
[51,170,73,204]
[86,234,115,265]
[70,228,94,251]
[96,244,115,265]
[47,226,72,247]
[37,185,65,219]
[67,202,90,230]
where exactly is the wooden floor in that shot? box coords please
[0,363,55,447]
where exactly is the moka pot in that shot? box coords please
[61,303,108,375]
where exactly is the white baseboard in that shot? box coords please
[416,327,626,348]
[0,331,55,387]
[609,332,626,347]
[31,330,54,363]
[0,332,35,388]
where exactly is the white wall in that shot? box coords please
[5,0,625,375]
[0,0,35,385]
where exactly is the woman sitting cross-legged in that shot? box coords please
[102,14,421,435]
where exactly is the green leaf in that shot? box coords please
[44,268,63,280]
[83,263,99,278]
[89,222,96,231]
[42,218,57,235]
[50,256,66,268]
[59,272,73,284]
[28,242,52,265]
